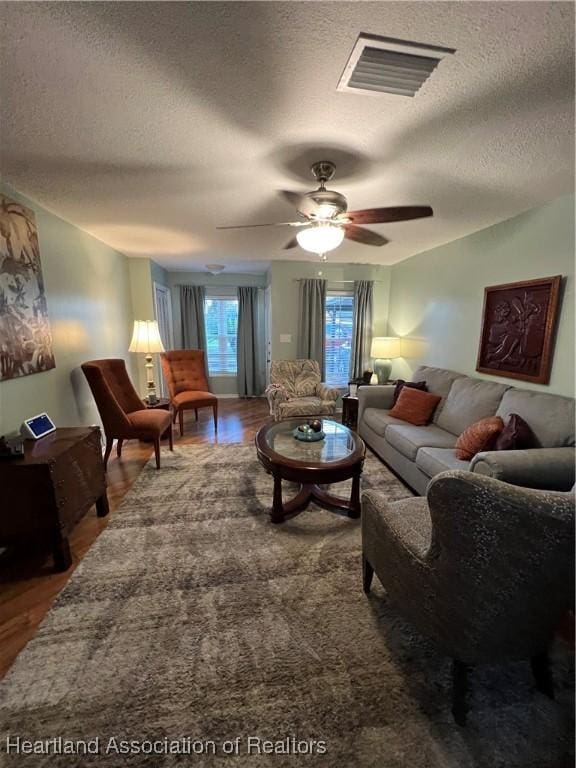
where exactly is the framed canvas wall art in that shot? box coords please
[0,194,55,381]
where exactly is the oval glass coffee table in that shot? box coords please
[255,418,366,524]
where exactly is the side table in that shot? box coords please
[342,395,359,429]
[343,382,397,430]
[145,397,171,411]
[0,427,109,572]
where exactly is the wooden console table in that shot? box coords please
[0,427,109,572]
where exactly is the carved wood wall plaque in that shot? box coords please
[476,275,562,384]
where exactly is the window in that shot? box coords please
[204,297,238,375]
[325,293,354,386]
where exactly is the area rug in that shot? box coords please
[0,445,572,768]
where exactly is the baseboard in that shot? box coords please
[215,394,267,399]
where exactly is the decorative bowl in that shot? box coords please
[293,427,325,442]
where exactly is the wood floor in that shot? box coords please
[0,398,270,679]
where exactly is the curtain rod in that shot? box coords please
[293,279,387,284]
[177,283,263,289]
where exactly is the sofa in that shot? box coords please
[358,365,575,495]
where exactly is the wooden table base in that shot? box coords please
[271,474,361,524]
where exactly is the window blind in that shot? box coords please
[204,297,238,375]
[325,294,354,386]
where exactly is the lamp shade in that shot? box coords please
[128,320,165,353]
[296,223,345,254]
[370,336,401,359]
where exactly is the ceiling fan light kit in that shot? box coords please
[296,222,345,254]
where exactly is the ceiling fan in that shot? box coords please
[217,160,433,258]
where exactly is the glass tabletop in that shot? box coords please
[262,418,359,464]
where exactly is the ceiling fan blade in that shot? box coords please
[216,221,306,230]
[344,224,389,247]
[347,206,433,225]
[283,237,299,250]
[278,190,305,208]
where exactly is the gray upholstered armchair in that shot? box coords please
[265,359,339,421]
[362,470,575,725]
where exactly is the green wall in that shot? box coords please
[0,184,135,434]
[268,261,391,361]
[388,195,575,396]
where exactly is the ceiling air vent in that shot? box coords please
[337,34,456,97]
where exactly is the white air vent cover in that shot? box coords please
[338,34,456,97]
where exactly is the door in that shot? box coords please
[153,282,174,398]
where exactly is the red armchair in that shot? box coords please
[160,350,218,435]
[81,358,173,469]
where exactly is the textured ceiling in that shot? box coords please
[1,1,574,272]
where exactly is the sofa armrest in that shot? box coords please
[470,447,576,491]
[265,384,288,419]
[358,385,396,424]
[316,382,339,402]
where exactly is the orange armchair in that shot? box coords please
[82,358,173,469]
[160,350,218,435]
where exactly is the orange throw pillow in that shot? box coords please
[455,416,504,460]
[388,387,442,426]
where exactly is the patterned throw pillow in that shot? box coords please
[495,413,537,451]
[388,388,442,426]
[392,379,428,406]
[455,416,504,460]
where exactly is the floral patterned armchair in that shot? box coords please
[265,359,340,421]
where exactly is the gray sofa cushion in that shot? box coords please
[362,407,407,437]
[411,365,465,424]
[416,447,471,478]
[411,365,465,398]
[385,424,457,461]
[496,389,575,448]
[435,377,509,436]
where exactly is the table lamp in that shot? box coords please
[129,320,165,404]
[370,337,401,384]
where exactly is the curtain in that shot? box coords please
[297,278,326,378]
[154,284,173,398]
[180,285,207,372]
[237,286,264,397]
[351,280,373,378]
